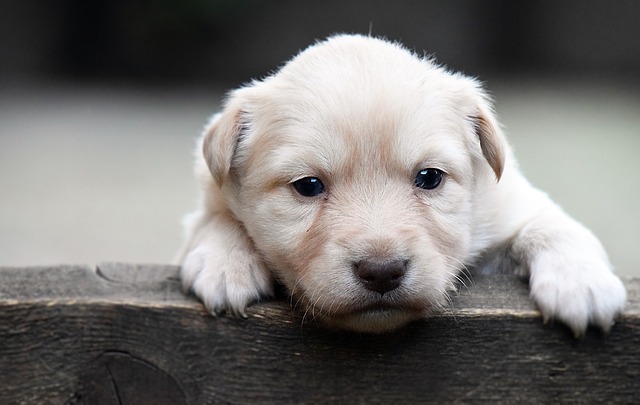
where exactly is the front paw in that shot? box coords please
[181,244,273,318]
[529,253,626,337]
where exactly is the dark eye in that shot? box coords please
[415,168,443,190]
[292,177,325,197]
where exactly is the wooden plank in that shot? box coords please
[0,264,638,404]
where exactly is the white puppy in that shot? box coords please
[178,35,626,336]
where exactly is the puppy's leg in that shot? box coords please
[178,209,274,317]
[510,199,626,337]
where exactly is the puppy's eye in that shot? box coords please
[415,168,443,190]
[292,177,325,197]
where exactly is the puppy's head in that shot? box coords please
[204,35,506,332]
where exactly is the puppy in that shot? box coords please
[178,34,626,336]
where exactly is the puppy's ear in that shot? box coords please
[202,97,248,186]
[473,99,506,181]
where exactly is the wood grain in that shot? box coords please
[0,264,638,404]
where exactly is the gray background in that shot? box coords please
[1,1,638,275]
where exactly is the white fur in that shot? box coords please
[177,35,626,336]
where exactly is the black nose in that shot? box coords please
[354,258,407,295]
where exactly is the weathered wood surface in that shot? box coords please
[0,264,638,404]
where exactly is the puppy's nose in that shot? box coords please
[354,258,407,295]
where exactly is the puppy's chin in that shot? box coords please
[321,306,427,334]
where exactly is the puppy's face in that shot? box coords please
[205,36,505,332]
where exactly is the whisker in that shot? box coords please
[441,289,459,325]
[442,255,474,292]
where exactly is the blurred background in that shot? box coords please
[0,0,638,275]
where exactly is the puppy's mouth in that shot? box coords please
[320,301,429,333]
[356,302,420,316]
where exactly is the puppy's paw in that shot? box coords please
[529,251,626,337]
[181,242,273,318]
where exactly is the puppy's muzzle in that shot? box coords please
[353,258,408,295]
